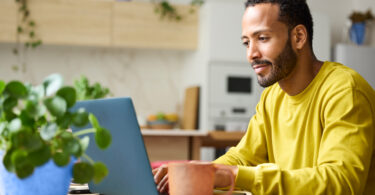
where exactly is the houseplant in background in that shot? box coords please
[74,75,111,101]
[349,9,374,45]
[0,74,112,195]
[13,0,43,73]
[153,0,204,21]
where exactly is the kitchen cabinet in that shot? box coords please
[0,0,198,50]
[30,0,112,46]
[0,0,17,43]
[113,1,198,50]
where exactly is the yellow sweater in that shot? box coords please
[214,62,375,194]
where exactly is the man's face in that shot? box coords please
[241,3,297,88]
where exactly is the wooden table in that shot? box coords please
[202,131,245,148]
[141,129,245,161]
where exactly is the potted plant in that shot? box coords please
[348,9,374,45]
[74,75,111,101]
[0,74,112,195]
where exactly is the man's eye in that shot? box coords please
[259,36,269,41]
[242,41,249,47]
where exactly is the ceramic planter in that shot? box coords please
[0,156,75,195]
[350,22,366,45]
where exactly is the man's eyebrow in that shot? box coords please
[241,29,272,40]
[241,35,248,40]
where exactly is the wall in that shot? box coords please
[0,43,190,124]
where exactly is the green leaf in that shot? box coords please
[59,130,73,139]
[35,116,47,128]
[95,127,111,149]
[8,118,22,132]
[40,123,58,140]
[74,76,89,100]
[3,96,18,111]
[89,113,100,129]
[56,112,72,129]
[0,80,5,94]
[44,96,67,117]
[93,162,109,184]
[25,100,46,118]
[3,149,15,172]
[0,122,6,135]
[29,31,35,38]
[4,111,17,122]
[75,136,89,157]
[17,26,23,33]
[29,21,35,27]
[80,136,90,153]
[20,110,35,127]
[11,149,35,179]
[52,151,70,167]
[28,145,51,166]
[57,87,76,108]
[72,108,89,127]
[43,74,63,96]
[10,128,38,149]
[63,137,81,156]
[73,162,94,184]
[25,134,43,151]
[5,81,28,98]
[29,85,45,100]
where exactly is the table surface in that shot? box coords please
[68,183,252,195]
[141,129,207,136]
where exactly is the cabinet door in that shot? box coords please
[29,0,112,46]
[0,0,17,42]
[112,1,198,50]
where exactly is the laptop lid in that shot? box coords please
[71,97,159,195]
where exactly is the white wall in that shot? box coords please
[307,0,375,47]
[0,43,189,124]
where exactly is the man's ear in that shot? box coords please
[291,24,308,50]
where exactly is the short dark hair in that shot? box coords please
[245,0,314,47]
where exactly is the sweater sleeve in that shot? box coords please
[216,88,374,195]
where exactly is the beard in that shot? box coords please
[252,37,297,88]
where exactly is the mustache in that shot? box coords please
[251,60,272,66]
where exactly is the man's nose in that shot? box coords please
[247,43,261,61]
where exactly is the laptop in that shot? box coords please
[70,97,160,195]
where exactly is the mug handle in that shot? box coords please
[214,165,235,195]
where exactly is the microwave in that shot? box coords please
[207,61,263,131]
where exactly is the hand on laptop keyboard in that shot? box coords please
[153,164,169,194]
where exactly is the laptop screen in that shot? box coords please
[71,97,159,195]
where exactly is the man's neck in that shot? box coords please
[278,53,323,96]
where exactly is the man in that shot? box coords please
[154,0,375,194]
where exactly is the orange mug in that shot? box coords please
[168,162,235,195]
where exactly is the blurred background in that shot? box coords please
[0,0,374,160]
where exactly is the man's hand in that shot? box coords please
[152,164,169,193]
[214,164,238,188]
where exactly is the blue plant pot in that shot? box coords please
[0,157,75,195]
[350,22,366,45]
